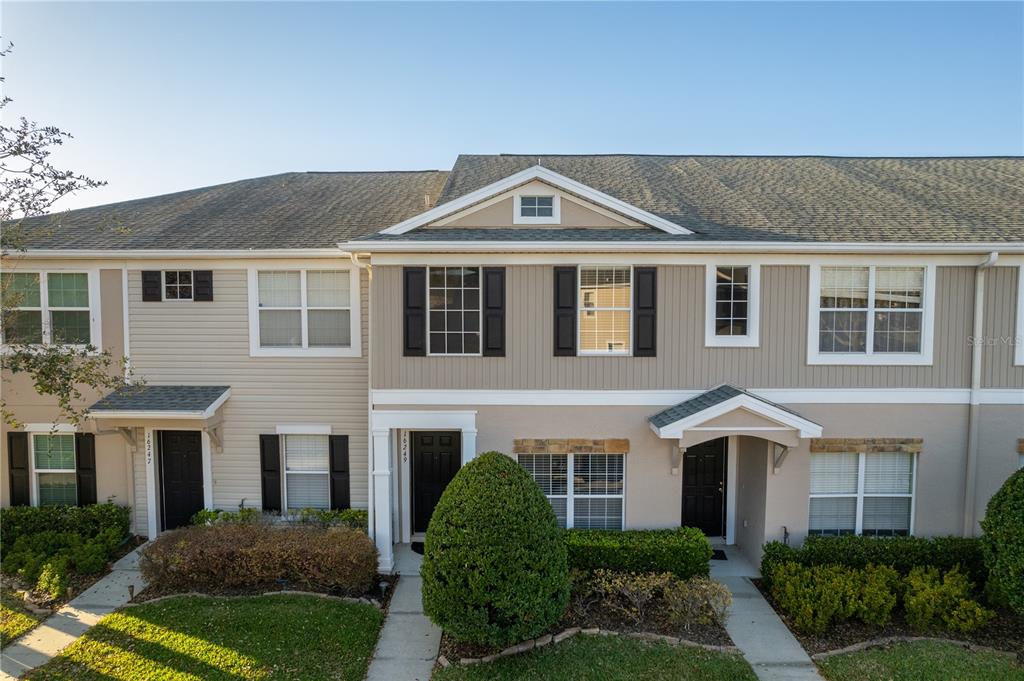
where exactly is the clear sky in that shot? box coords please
[3,1,1022,210]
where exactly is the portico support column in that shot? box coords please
[461,428,478,466]
[371,427,394,572]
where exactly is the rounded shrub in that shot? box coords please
[421,451,570,647]
[980,468,1024,614]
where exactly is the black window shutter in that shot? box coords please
[633,267,657,357]
[482,267,506,357]
[553,266,577,356]
[403,267,427,356]
[7,432,29,507]
[259,434,282,512]
[193,270,214,301]
[141,271,162,302]
[75,433,98,506]
[329,435,351,510]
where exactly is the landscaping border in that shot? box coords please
[810,635,1020,661]
[436,628,740,667]
[122,590,383,610]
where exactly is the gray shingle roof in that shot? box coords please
[90,385,230,414]
[648,384,809,429]
[15,171,449,250]
[434,155,1024,243]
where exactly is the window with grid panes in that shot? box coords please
[163,271,194,300]
[428,267,481,355]
[578,266,631,354]
[519,196,554,218]
[714,266,750,336]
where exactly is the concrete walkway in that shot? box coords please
[365,545,441,681]
[1,546,147,680]
[720,575,825,681]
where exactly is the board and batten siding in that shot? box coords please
[981,265,1024,389]
[127,268,369,512]
[372,264,976,390]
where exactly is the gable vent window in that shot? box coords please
[428,267,481,355]
[520,196,554,218]
[164,271,193,300]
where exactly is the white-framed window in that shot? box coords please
[1,271,101,348]
[281,433,330,511]
[578,265,632,355]
[518,452,625,529]
[513,194,561,224]
[1015,265,1023,366]
[163,271,194,301]
[807,264,935,365]
[808,451,916,537]
[428,266,481,355]
[705,264,760,347]
[247,267,360,357]
[32,433,78,506]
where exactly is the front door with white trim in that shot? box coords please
[159,430,204,530]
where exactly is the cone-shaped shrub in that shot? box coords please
[981,468,1024,614]
[421,451,570,646]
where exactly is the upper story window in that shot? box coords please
[705,265,760,348]
[428,267,481,355]
[247,268,360,357]
[164,271,193,300]
[579,266,631,355]
[808,264,935,366]
[514,194,561,224]
[1,271,98,347]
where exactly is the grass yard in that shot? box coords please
[433,634,757,681]
[25,594,383,681]
[818,640,1024,681]
[1,587,44,647]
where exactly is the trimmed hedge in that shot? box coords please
[140,524,377,594]
[761,535,985,587]
[421,451,570,647]
[0,503,130,553]
[980,468,1024,614]
[565,527,712,578]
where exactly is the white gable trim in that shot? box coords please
[379,165,692,236]
[649,394,824,440]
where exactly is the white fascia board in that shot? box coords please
[650,394,824,440]
[377,165,692,236]
[18,249,347,259]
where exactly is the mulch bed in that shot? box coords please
[752,577,1024,656]
[133,573,399,610]
[439,607,733,661]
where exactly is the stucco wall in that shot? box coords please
[735,436,768,562]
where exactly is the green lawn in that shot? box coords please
[25,595,383,681]
[818,640,1024,681]
[1,587,44,647]
[433,634,757,681]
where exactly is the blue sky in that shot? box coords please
[3,1,1022,210]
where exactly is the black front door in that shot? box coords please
[159,430,204,530]
[412,431,461,534]
[681,438,727,536]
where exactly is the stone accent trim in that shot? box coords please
[1017,439,1023,454]
[512,438,629,454]
[810,437,923,454]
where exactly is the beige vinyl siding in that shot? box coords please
[127,268,369,511]
[981,266,1024,388]
[372,264,975,390]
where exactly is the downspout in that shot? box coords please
[963,251,998,536]
[341,251,374,540]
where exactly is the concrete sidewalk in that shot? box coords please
[365,545,441,681]
[1,546,147,680]
[720,576,825,681]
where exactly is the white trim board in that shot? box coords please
[1016,264,1024,367]
[341,242,1024,256]
[649,393,823,440]
[371,388,1024,407]
[362,253,1023,267]
[378,166,691,236]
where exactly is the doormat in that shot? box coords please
[411,542,425,555]
[711,549,727,561]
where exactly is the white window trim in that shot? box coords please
[162,270,194,302]
[516,451,626,530]
[1015,265,1024,366]
[577,264,634,356]
[808,451,917,536]
[807,263,935,366]
[705,264,760,348]
[513,193,561,225]
[1,270,102,351]
[247,266,361,358]
[28,430,79,507]
[279,431,332,514]
[426,265,483,357]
